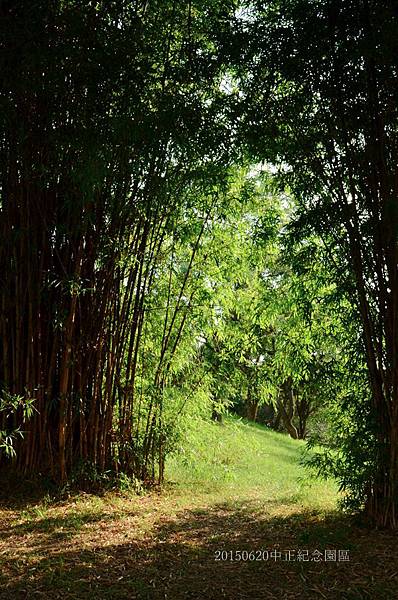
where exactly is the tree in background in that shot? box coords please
[3,0,397,533]
[192,171,343,440]
[232,0,398,526]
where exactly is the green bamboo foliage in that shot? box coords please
[234,0,398,528]
[0,0,236,482]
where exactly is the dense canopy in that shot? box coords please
[1,0,398,531]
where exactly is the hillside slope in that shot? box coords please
[167,414,338,512]
[1,416,397,599]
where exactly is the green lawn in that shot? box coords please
[0,416,397,599]
[167,414,338,512]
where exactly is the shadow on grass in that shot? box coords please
[0,467,114,511]
[1,498,397,600]
[0,468,57,509]
[0,509,108,539]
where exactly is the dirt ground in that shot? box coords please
[1,488,397,600]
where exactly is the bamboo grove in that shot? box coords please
[0,1,237,482]
[2,0,398,530]
[232,0,398,528]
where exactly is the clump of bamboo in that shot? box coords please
[0,0,233,482]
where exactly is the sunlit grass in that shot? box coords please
[3,416,396,600]
[166,414,339,513]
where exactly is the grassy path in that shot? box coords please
[0,417,397,599]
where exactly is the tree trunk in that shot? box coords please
[246,388,259,422]
[277,379,298,439]
[295,393,310,439]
